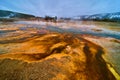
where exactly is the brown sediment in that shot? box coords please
[83,43,115,80]
[0,33,116,80]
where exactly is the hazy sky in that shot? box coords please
[0,0,120,17]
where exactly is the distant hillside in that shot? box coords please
[72,12,120,22]
[0,10,35,19]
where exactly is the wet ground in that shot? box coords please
[0,21,120,80]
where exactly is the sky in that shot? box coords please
[0,0,120,17]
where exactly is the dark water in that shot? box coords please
[47,26,120,39]
[13,21,120,39]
